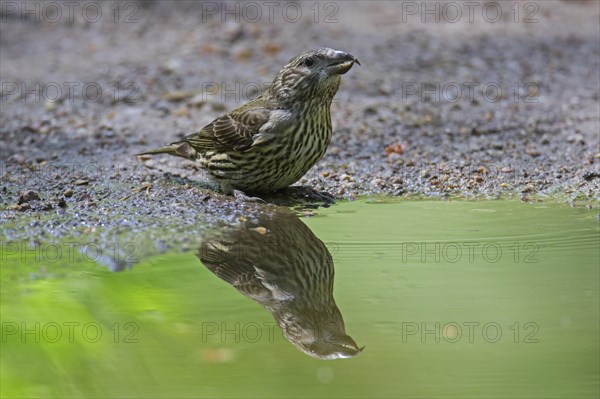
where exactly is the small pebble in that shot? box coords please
[252,227,267,235]
[162,91,194,102]
[18,190,40,204]
[522,184,535,193]
[8,154,26,164]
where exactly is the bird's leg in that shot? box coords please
[233,190,266,203]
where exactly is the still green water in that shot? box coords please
[2,200,599,398]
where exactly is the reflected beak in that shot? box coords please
[326,52,360,75]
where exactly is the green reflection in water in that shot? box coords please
[1,200,598,398]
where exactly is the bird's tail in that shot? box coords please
[136,141,196,160]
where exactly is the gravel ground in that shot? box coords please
[1,1,599,251]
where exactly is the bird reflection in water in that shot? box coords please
[198,209,363,360]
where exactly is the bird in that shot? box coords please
[138,48,359,199]
[198,208,363,360]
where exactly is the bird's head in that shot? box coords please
[268,48,360,105]
[278,307,364,360]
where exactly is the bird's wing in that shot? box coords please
[200,240,273,300]
[184,106,273,152]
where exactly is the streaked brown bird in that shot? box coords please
[138,48,359,198]
[198,209,363,360]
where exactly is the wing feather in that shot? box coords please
[184,106,272,152]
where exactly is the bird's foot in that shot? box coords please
[287,187,336,204]
[233,190,266,203]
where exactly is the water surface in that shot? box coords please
[2,200,598,398]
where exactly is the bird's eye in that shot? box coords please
[303,57,315,67]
